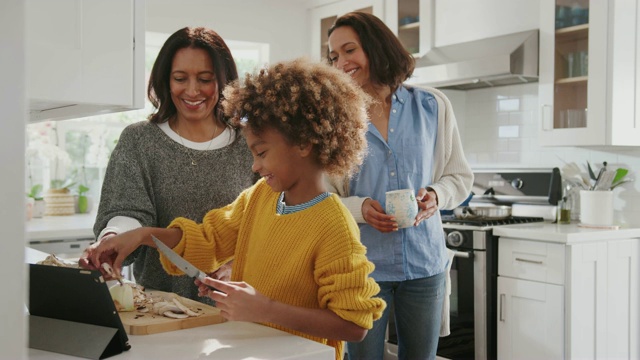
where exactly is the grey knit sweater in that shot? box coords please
[94,121,257,305]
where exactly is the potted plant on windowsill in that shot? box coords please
[44,178,76,216]
[76,184,91,214]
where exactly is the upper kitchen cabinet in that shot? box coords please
[431,0,538,48]
[309,0,383,61]
[539,0,640,146]
[382,0,429,57]
[26,0,145,122]
[309,0,539,74]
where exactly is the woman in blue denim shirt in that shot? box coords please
[326,12,473,360]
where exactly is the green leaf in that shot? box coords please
[27,184,43,200]
[587,161,597,180]
[612,168,629,184]
[78,184,90,195]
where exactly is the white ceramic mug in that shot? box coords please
[385,189,419,229]
[579,190,613,226]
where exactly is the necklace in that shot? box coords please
[175,121,219,166]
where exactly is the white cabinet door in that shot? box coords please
[566,239,639,359]
[566,241,607,359]
[608,0,640,145]
[27,0,144,122]
[539,0,640,146]
[27,0,83,105]
[434,0,539,47]
[497,276,564,360]
[308,0,383,61]
[606,239,640,360]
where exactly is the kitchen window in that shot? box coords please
[26,32,269,203]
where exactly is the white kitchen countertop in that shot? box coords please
[493,221,640,244]
[27,213,96,242]
[28,321,334,360]
[25,247,334,360]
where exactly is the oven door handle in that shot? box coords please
[451,249,473,259]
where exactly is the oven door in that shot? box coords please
[384,246,487,360]
[437,247,486,360]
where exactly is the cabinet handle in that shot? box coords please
[499,294,505,322]
[515,257,543,265]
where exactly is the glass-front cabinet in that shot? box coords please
[384,0,430,57]
[310,0,430,61]
[309,0,383,62]
[539,0,640,146]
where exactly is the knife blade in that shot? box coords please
[151,235,207,282]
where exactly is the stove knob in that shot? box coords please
[446,231,464,247]
[511,178,524,189]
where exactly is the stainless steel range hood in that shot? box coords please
[406,30,539,90]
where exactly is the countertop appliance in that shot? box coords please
[385,169,558,360]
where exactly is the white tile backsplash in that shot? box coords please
[443,83,640,226]
[498,125,519,138]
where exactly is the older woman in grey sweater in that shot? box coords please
[83,27,256,305]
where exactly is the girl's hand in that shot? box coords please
[208,261,233,281]
[362,198,398,233]
[197,278,271,322]
[415,188,439,226]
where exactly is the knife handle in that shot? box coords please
[195,272,221,292]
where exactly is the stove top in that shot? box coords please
[441,215,545,227]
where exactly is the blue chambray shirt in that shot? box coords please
[349,85,446,281]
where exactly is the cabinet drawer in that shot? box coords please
[499,237,565,285]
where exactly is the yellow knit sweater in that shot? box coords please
[161,179,386,359]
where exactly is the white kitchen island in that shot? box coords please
[28,321,334,360]
[493,222,640,360]
[25,247,334,360]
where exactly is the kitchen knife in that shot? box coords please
[151,235,207,282]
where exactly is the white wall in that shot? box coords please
[0,0,27,358]
[145,0,309,63]
[444,83,640,226]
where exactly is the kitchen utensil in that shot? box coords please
[591,167,606,190]
[611,178,633,189]
[453,205,512,220]
[151,235,207,282]
[593,170,616,191]
[561,162,590,188]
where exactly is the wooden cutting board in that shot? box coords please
[118,290,225,335]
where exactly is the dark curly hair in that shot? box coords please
[327,12,415,89]
[147,27,238,126]
[222,58,370,177]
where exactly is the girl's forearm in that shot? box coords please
[262,300,367,342]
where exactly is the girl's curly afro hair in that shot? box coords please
[222,58,370,178]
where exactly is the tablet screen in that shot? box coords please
[28,264,130,351]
